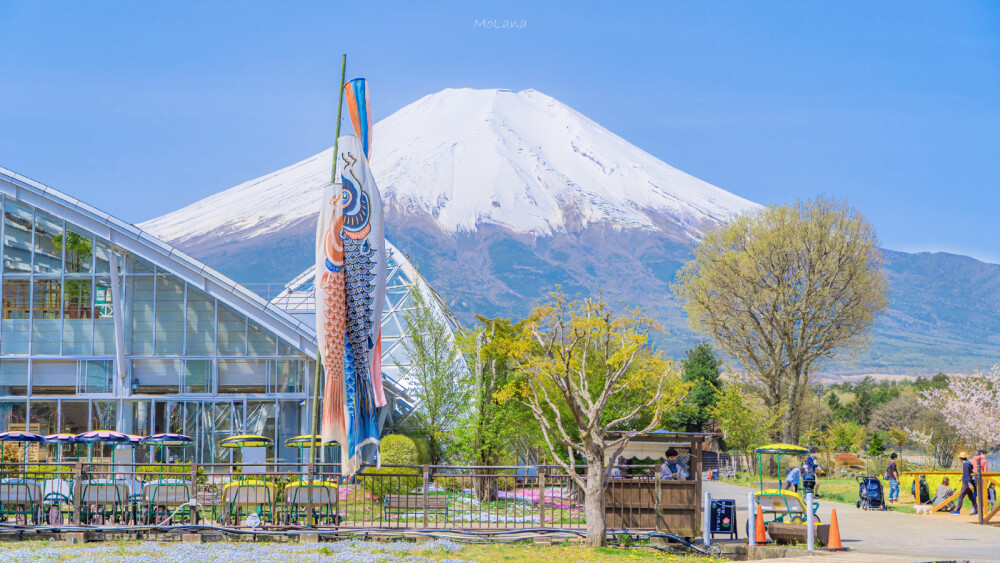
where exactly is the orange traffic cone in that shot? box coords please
[822,508,846,551]
[754,503,767,544]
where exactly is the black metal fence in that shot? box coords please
[0,461,596,530]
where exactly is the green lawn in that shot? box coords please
[722,473,918,514]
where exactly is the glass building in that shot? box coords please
[0,166,446,465]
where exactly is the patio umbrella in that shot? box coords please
[44,433,79,464]
[141,433,193,463]
[754,443,810,492]
[0,431,46,468]
[218,435,273,449]
[284,435,337,466]
[284,435,325,449]
[75,430,130,462]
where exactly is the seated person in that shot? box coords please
[931,476,956,512]
[659,447,683,480]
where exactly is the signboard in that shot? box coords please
[709,499,737,539]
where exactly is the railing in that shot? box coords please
[0,461,599,530]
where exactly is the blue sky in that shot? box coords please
[1,1,998,262]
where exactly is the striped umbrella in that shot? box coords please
[141,433,193,447]
[0,432,45,443]
[44,433,79,464]
[44,433,79,444]
[75,430,130,444]
[75,430,130,463]
[0,431,45,466]
[218,435,273,449]
[142,433,194,464]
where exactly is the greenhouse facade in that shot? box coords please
[0,166,436,465]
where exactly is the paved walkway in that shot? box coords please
[705,480,1000,561]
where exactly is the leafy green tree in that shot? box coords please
[710,382,782,460]
[511,294,686,547]
[824,421,866,452]
[456,316,537,501]
[673,198,890,442]
[671,342,722,432]
[397,286,469,464]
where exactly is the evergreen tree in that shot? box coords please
[675,342,722,432]
[867,431,886,458]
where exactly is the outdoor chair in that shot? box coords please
[80,481,129,524]
[142,481,193,525]
[219,481,275,525]
[282,481,339,525]
[0,481,42,524]
[756,491,820,524]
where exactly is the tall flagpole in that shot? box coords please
[308,53,347,526]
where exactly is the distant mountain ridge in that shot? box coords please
[140,88,1000,375]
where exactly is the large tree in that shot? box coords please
[512,294,685,547]
[397,285,469,464]
[456,316,537,501]
[673,198,889,442]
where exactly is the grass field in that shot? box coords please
[723,473,922,514]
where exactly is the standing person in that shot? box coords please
[972,449,990,475]
[804,452,818,474]
[885,452,900,503]
[952,452,978,516]
[659,447,681,480]
[785,464,801,493]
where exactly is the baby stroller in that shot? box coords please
[856,475,886,511]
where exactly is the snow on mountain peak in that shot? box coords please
[140,87,757,243]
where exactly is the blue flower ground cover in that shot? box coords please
[0,539,468,562]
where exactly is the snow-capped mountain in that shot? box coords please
[141,88,757,245]
[141,88,1000,374]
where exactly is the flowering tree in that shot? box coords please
[918,366,1000,450]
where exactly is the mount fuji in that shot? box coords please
[141,88,1000,375]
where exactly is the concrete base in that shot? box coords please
[715,544,810,560]
[64,533,89,544]
[181,534,204,544]
[300,533,322,544]
[532,537,554,546]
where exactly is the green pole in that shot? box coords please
[307,53,346,526]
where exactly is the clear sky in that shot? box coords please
[1,1,998,262]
